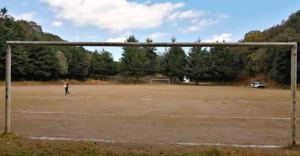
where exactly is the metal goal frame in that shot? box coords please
[3,41,298,146]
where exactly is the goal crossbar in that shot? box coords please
[3,41,298,146]
[6,41,297,47]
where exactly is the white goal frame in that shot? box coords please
[3,41,298,146]
[150,79,170,85]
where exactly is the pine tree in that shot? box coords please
[90,49,116,76]
[187,40,210,84]
[26,46,60,80]
[68,47,90,80]
[209,47,242,82]
[143,38,157,74]
[120,35,151,80]
[162,37,187,82]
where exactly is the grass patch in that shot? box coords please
[0,134,300,156]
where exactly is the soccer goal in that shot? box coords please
[150,78,170,85]
[3,41,298,146]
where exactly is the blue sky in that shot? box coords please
[2,0,300,60]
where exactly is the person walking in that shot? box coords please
[64,79,70,95]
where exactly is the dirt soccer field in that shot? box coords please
[0,84,299,147]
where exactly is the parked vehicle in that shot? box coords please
[183,76,190,84]
[250,81,265,88]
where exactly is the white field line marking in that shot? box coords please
[176,142,283,148]
[140,98,151,101]
[14,111,297,120]
[194,115,291,120]
[29,136,283,149]
[14,111,92,116]
[30,136,115,143]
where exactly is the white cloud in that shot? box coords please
[20,2,28,7]
[52,21,63,27]
[203,33,233,42]
[182,19,218,33]
[73,35,80,41]
[14,12,35,21]
[44,0,185,32]
[86,35,97,39]
[168,10,204,21]
[179,13,229,33]
[107,36,127,42]
[148,32,168,41]
[218,14,229,19]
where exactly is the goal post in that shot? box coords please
[4,41,298,146]
[5,44,11,133]
[291,44,297,146]
[150,79,170,85]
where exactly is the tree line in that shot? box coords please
[1,7,300,84]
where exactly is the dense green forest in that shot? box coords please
[0,7,299,84]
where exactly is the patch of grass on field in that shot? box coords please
[1,133,300,156]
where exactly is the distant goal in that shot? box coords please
[149,79,171,85]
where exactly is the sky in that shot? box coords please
[2,0,300,60]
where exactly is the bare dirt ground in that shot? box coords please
[0,84,299,146]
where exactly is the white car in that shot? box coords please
[183,76,190,83]
[250,82,265,88]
